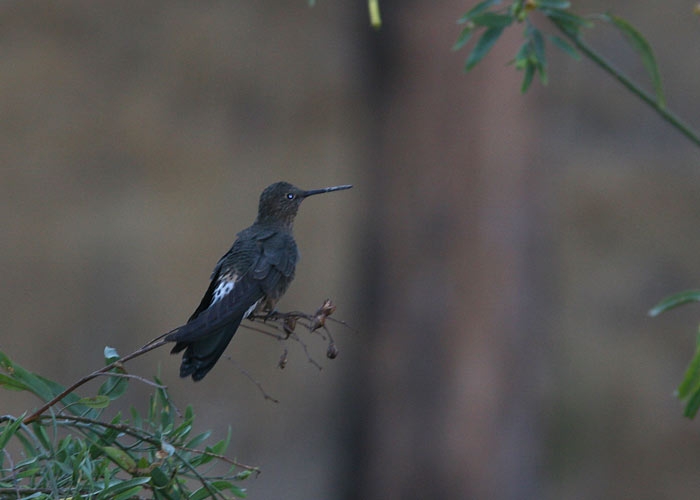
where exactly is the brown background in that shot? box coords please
[2,1,700,499]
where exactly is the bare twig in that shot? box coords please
[243,299,348,369]
[39,413,260,472]
[23,336,169,424]
[291,332,323,371]
[22,300,349,422]
[93,371,167,389]
[238,323,286,340]
[223,355,279,403]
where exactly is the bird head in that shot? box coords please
[256,181,352,228]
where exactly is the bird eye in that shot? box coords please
[286,193,295,200]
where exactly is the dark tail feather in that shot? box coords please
[175,316,243,381]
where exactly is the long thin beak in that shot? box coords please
[302,184,353,197]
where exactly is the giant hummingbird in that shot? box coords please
[165,181,352,381]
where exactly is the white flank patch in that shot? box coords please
[211,279,234,305]
[243,299,261,319]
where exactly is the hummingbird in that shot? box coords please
[166,181,352,381]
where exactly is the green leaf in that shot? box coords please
[0,373,31,392]
[465,26,505,71]
[212,480,247,497]
[683,389,700,419]
[531,27,546,68]
[0,415,24,450]
[458,0,502,24]
[521,62,535,93]
[98,373,128,401]
[111,486,147,500]
[678,349,700,400]
[471,12,513,28]
[102,446,137,472]
[548,34,580,59]
[100,477,151,499]
[185,431,212,450]
[0,351,54,401]
[543,8,592,36]
[675,327,700,418]
[190,487,216,500]
[31,421,51,451]
[235,470,254,480]
[0,351,99,418]
[603,14,665,107]
[513,42,530,70]
[648,289,700,316]
[453,26,475,51]
[78,395,111,409]
[170,420,193,441]
[130,407,143,429]
[13,427,38,457]
[150,466,170,488]
[160,405,174,432]
[536,0,570,8]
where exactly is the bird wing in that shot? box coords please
[166,269,261,346]
[252,230,298,300]
[166,227,298,381]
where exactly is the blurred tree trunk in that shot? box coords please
[348,2,547,498]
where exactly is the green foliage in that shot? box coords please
[453,0,663,102]
[0,349,254,499]
[650,292,700,418]
[648,290,700,318]
[453,3,700,414]
[601,13,664,107]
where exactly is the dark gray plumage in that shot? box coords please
[165,181,352,381]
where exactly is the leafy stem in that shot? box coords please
[454,1,700,150]
[551,19,700,148]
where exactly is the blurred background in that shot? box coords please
[2,1,700,498]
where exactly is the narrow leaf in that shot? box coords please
[677,333,700,398]
[521,62,535,93]
[185,430,212,450]
[98,373,128,401]
[100,477,151,498]
[0,373,31,392]
[111,486,147,500]
[544,8,593,36]
[31,422,51,451]
[150,466,170,488]
[531,28,546,68]
[78,395,111,409]
[453,26,474,51]
[0,351,97,418]
[465,27,505,71]
[648,290,700,316]
[605,14,665,107]
[536,0,571,8]
[0,415,24,450]
[458,0,502,24]
[102,446,137,472]
[512,42,530,69]
[471,12,513,28]
[683,388,700,418]
[191,487,216,500]
[549,34,580,59]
